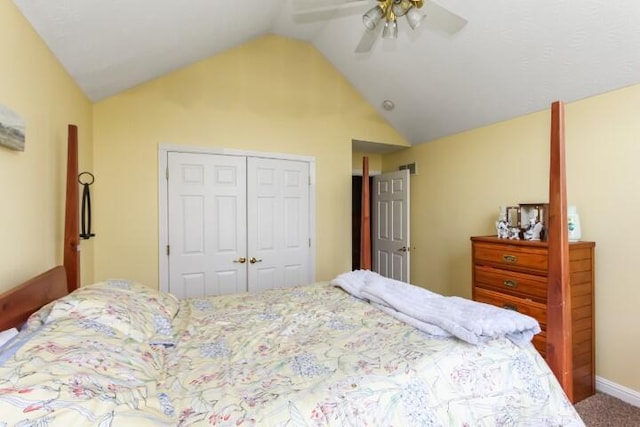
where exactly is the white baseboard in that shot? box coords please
[596,376,640,407]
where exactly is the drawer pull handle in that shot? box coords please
[502,254,518,263]
[503,279,518,288]
[502,303,519,312]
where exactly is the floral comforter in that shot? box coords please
[0,280,584,426]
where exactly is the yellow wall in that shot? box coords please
[0,1,93,292]
[382,83,640,393]
[92,35,408,287]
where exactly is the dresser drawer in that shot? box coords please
[474,265,548,302]
[473,242,548,274]
[474,287,547,328]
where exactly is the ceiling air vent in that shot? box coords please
[399,162,417,175]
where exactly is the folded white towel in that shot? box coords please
[332,270,541,346]
[331,269,372,298]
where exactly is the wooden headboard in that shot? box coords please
[0,266,68,331]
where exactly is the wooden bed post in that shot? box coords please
[360,156,372,270]
[64,124,80,293]
[547,101,573,401]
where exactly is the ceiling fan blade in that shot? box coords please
[354,24,383,53]
[292,0,370,15]
[424,1,467,34]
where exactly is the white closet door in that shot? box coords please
[247,158,310,292]
[168,152,247,298]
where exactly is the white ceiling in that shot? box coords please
[13,0,640,145]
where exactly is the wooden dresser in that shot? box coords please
[470,236,595,402]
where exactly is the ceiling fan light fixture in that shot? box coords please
[363,6,384,30]
[382,20,398,39]
[392,0,413,17]
[406,8,425,30]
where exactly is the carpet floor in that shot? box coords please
[575,393,640,426]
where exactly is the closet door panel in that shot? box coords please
[216,195,240,250]
[281,163,311,287]
[247,158,310,292]
[182,195,205,254]
[256,197,276,251]
[168,152,247,298]
[181,273,205,299]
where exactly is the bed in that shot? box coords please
[0,272,583,425]
[0,103,584,425]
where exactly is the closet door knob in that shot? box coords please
[250,257,263,264]
[233,257,247,264]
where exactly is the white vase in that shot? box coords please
[568,205,582,242]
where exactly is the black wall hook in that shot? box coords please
[78,172,95,240]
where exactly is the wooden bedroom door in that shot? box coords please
[167,152,248,298]
[166,152,312,298]
[372,169,410,282]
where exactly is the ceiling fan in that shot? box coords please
[292,0,468,53]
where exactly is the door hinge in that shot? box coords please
[309,238,311,248]
[166,167,169,180]
[166,245,170,256]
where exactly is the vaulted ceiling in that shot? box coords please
[13,0,640,144]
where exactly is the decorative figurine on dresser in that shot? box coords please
[495,207,509,239]
[523,218,536,240]
[470,233,596,403]
[523,217,544,241]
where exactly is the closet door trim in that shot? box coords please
[158,144,316,294]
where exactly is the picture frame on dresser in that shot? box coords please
[505,206,520,228]
[519,203,548,230]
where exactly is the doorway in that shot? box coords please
[352,169,410,281]
[351,175,373,270]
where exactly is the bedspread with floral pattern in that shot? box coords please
[0,281,584,426]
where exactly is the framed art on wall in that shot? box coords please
[0,103,25,151]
